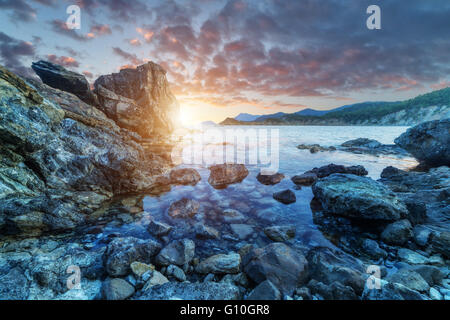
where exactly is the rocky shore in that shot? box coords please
[0,62,449,300]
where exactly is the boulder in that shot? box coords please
[194,223,220,239]
[94,62,179,136]
[103,237,161,276]
[360,238,388,260]
[387,269,430,293]
[312,174,408,221]
[166,265,186,282]
[147,220,173,237]
[381,219,413,245]
[168,198,200,219]
[273,189,296,204]
[137,281,242,300]
[397,248,432,265]
[242,243,308,295]
[394,119,450,167]
[363,280,427,300]
[208,164,248,188]
[307,163,368,178]
[230,224,254,239]
[264,225,296,242]
[341,138,382,149]
[256,172,285,185]
[196,253,241,274]
[291,172,318,186]
[142,271,169,290]
[155,239,195,266]
[246,280,281,300]
[405,265,445,287]
[221,209,246,224]
[31,60,98,106]
[169,168,201,186]
[429,231,450,258]
[102,278,135,300]
[94,84,147,136]
[130,262,154,278]
[306,247,366,295]
[297,144,336,153]
[0,64,172,236]
[413,225,432,247]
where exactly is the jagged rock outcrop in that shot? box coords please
[31,60,98,106]
[94,62,179,137]
[0,64,171,236]
[394,119,450,167]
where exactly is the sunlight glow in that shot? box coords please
[178,105,195,127]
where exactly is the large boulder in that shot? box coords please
[102,278,135,300]
[103,237,161,276]
[31,60,98,106]
[246,280,281,300]
[94,62,179,136]
[307,163,368,179]
[381,219,413,245]
[0,65,170,236]
[312,174,408,221]
[306,247,366,295]
[155,239,195,266]
[242,243,308,296]
[208,164,248,188]
[94,85,146,136]
[167,198,200,219]
[169,168,201,186]
[256,172,284,185]
[195,253,241,274]
[429,231,450,258]
[394,119,450,167]
[272,189,296,204]
[363,280,427,300]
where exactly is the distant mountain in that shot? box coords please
[221,87,450,126]
[294,108,328,116]
[235,106,355,123]
[200,121,217,126]
[254,112,287,121]
[234,113,260,121]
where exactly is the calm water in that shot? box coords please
[98,126,418,257]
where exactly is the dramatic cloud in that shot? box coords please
[82,70,93,79]
[0,0,37,22]
[50,19,92,41]
[46,54,79,68]
[0,32,36,76]
[89,24,112,37]
[1,0,449,115]
[112,47,145,67]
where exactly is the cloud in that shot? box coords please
[112,47,144,66]
[46,54,79,68]
[0,32,36,76]
[50,20,95,41]
[0,0,37,22]
[4,0,448,110]
[89,24,112,37]
[82,70,93,79]
[128,38,142,46]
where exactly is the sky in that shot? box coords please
[0,0,449,124]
